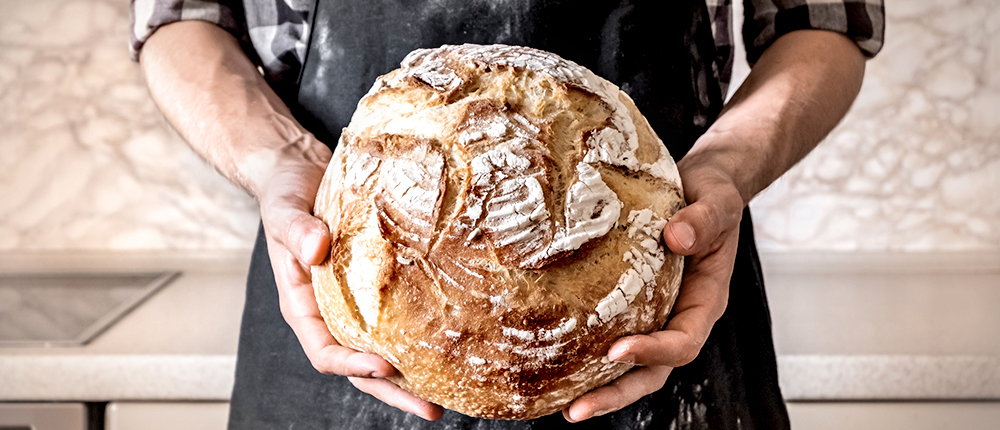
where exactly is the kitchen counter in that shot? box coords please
[0,251,249,401]
[1,251,998,402]
[764,251,1000,400]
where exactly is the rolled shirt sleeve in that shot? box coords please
[744,0,885,64]
[129,0,247,61]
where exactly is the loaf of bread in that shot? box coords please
[312,44,685,420]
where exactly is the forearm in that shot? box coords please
[139,20,329,199]
[683,29,866,206]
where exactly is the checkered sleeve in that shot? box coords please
[744,0,885,65]
[129,0,247,61]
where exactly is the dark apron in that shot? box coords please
[229,1,790,429]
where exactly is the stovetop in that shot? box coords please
[0,272,178,347]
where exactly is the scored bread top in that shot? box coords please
[312,44,685,419]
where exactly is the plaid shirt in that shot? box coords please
[130,0,884,98]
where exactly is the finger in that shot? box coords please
[607,297,724,368]
[562,365,672,422]
[607,243,734,367]
[349,377,444,421]
[663,198,740,256]
[264,204,331,267]
[268,234,324,318]
[289,313,397,378]
[279,285,397,378]
[661,165,744,256]
[268,237,396,378]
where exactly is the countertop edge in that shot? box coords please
[0,354,236,401]
[779,355,1000,401]
[4,354,999,402]
[0,250,253,274]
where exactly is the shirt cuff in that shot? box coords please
[129,0,245,61]
[745,0,885,65]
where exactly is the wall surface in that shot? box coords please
[0,0,997,252]
[749,0,1000,251]
[0,0,259,250]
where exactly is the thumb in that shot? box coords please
[289,212,331,266]
[662,194,741,256]
[263,203,332,267]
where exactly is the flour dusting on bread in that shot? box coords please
[313,44,684,420]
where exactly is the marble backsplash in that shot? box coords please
[0,0,259,250]
[0,0,997,252]
[749,0,1000,251]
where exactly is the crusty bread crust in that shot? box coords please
[312,44,684,420]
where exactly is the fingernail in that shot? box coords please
[370,365,393,379]
[612,354,635,365]
[301,233,322,258]
[673,222,696,249]
[592,409,614,418]
[566,409,587,422]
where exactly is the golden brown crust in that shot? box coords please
[312,44,684,419]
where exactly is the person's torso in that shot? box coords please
[242,0,735,119]
[227,3,793,429]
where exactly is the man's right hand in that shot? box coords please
[256,137,444,421]
[139,20,443,421]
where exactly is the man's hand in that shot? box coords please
[562,159,743,423]
[257,141,444,421]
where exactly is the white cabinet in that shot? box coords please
[787,402,1000,430]
[105,402,229,430]
[0,403,86,430]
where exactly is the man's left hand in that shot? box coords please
[562,158,744,422]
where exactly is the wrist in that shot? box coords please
[678,136,761,207]
[231,118,332,200]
